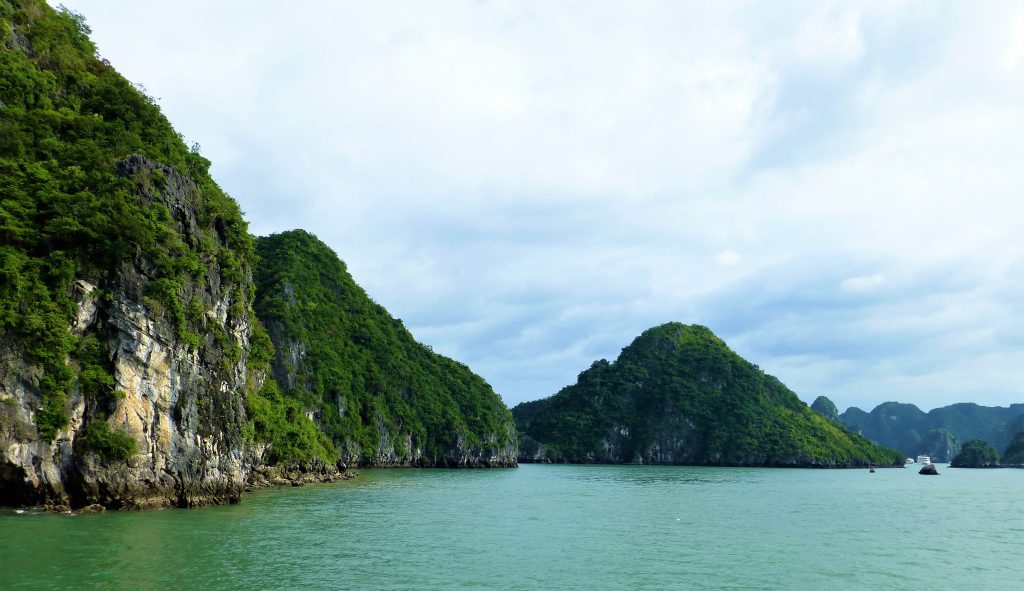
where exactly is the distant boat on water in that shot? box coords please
[906,457,915,464]
[916,455,931,465]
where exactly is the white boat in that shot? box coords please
[916,455,931,464]
[905,457,915,464]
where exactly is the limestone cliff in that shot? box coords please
[1,156,257,509]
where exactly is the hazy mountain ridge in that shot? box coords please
[813,396,1024,462]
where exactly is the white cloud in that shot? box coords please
[53,0,1024,411]
[715,250,743,266]
[840,274,885,293]
[789,2,866,66]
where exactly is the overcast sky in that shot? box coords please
[54,1,1024,412]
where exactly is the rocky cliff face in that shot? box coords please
[0,156,256,510]
[330,421,517,468]
[913,428,961,463]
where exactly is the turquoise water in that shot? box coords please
[2,464,1021,590]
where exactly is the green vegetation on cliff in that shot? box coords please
[950,439,1000,468]
[1002,430,1024,465]
[244,380,337,465]
[514,323,903,467]
[252,230,516,466]
[0,1,252,438]
[82,420,136,461]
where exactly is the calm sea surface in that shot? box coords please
[2,464,1021,590]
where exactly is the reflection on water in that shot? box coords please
[2,464,1021,590]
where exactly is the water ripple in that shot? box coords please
[2,465,1022,589]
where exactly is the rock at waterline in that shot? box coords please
[919,464,939,475]
[77,504,107,515]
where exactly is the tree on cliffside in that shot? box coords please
[950,439,1000,468]
[1001,430,1024,465]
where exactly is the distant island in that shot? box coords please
[950,439,1000,468]
[942,433,1024,468]
[810,396,1024,463]
[513,323,904,467]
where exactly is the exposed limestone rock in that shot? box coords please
[245,459,354,491]
[518,435,550,463]
[0,155,257,510]
[77,503,107,514]
[332,421,517,468]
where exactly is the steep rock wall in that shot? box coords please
[0,156,256,509]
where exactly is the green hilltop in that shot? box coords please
[514,323,904,467]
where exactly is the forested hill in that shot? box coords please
[513,323,903,467]
[252,230,517,467]
[0,1,513,511]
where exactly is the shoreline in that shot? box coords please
[3,460,523,514]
